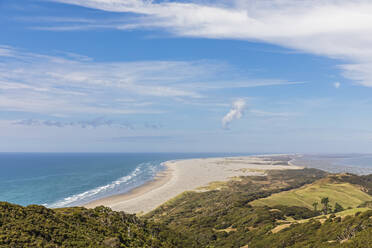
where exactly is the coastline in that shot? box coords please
[84,155,303,214]
[84,162,174,210]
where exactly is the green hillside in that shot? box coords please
[145,169,329,247]
[0,202,182,248]
[251,178,372,209]
[145,170,372,247]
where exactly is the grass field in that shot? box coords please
[271,207,372,234]
[251,178,372,209]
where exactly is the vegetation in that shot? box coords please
[250,177,372,210]
[145,169,327,247]
[0,202,184,248]
[312,201,319,212]
[250,209,372,247]
[334,202,345,213]
[4,168,372,247]
[321,197,330,214]
[145,169,372,247]
[332,173,372,195]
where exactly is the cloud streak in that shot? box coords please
[47,0,372,87]
[222,99,246,129]
[13,117,133,129]
[0,46,296,116]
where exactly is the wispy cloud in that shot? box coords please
[13,117,133,129]
[333,82,341,89]
[0,46,206,115]
[46,0,372,87]
[0,46,296,116]
[222,99,246,129]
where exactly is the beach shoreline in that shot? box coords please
[84,162,174,210]
[84,154,303,214]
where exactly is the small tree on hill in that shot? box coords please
[321,197,330,214]
[334,202,344,213]
[312,202,318,212]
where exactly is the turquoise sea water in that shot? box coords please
[0,153,250,207]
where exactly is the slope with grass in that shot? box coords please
[145,169,328,247]
[249,210,372,248]
[145,169,372,247]
[250,177,372,209]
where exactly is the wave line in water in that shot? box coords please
[47,162,162,208]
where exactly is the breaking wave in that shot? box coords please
[47,161,162,208]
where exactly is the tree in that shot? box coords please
[334,202,344,213]
[312,202,318,212]
[321,197,330,214]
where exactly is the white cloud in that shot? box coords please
[49,0,372,87]
[0,45,16,57]
[0,46,294,115]
[222,99,246,129]
[12,117,135,129]
[334,82,341,89]
[0,46,208,115]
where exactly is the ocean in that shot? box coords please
[0,152,249,207]
[292,154,372,175]
[3,153,372,208]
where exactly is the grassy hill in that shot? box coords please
[145,169,329,247]
[250,177,372,210]
[145,170,372,247]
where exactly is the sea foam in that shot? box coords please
[47,162,161,208]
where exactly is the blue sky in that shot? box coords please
[1,0,372,153]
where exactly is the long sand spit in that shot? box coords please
[84,155,302,214]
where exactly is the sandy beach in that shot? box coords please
[84,155,302,214]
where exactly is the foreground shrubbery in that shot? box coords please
[0,202,183,248]
[250,210,372,248]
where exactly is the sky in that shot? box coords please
[1,0,372,153]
